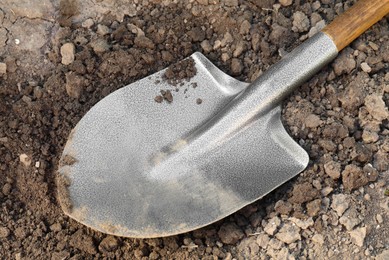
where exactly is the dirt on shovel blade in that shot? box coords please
[0,0,388,259]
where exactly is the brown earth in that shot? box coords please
[0,0,389,259]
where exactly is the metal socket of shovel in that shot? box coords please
[58,0,389,238]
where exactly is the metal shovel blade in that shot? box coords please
[57,52,309,237]
[55,32,343,237]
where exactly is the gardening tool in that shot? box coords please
[58,0,389,238]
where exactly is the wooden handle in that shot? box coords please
[322,0,389,51]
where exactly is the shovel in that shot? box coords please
[58,0,389,238]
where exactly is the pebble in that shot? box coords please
[99,236,119,252]
[360,62,371,73]
[217,223,244,245]
[230,58,243,75]
[362,129,379,143]
[324,160,341,180]
[97,24,110,36]
[331,194,349,217]
[196,0,209,5]
[290,217,314,230]
[339,208,361,231]
[264,216,281,236]
[134,36,155,49]
[376,214,383,224]
[200,40,212,53]
[0,227,10,238]
[19,154,32,167]
[90,39,110,53]
[221,32,233,47]
[292,11,310,32]
[349,227,366,247]
[60,43,75,65]
[311,234,324,245]
[256,233,270,248]
[304,114,322,128]
[333,50,356,76]
[321,187,333,196]
[279,0,293,7]
[312,1,321,11]
[82,18,94,29]
[0,62,6,74]
[307,199,321,217]
[365,94,389,122]
[2,183,11,195]
[342,164,369,191]
[239,20,251,35]
[275,224,301,244]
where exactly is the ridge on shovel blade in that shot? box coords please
[58,32,338,238]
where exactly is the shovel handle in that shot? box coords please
[322,0,389,51]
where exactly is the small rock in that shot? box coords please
[154,95,163,103]
[275,224,301,244]
[290,217,314,229]
[233,41,246,57]
[256,233,270,248]
[97,24,110,36]
[333,48,356,76]
[221,53,230,62]
[339,208,362,231]
[60,43,75,65]
[99,236,119,253]
[365,94,389,123]
[218,223,244,245]
[360,62,371,73]
[342,164,369,191]
[134,36,155,49]
[279,0,293,7]
[200,40,212,53]
[362,129,379,143]
[321,187,333,196]
[307,199,321,217]
[240,20,251,35]
[304,114,322,128]
[0,62,6,74]
[82,18,94,29]
[19,154,31,166]
[274,200,293,215]
[231,58,243,75]
[0,227,10,238]
[324,161,341,180]
[221,32,233,47]
[90,39,110,53]
[264,216,281,235]
[268,238,283,250]
[127,23,145,37]
[50,223,62,232]
[376,214,383,224]
[161,90,173,103]
[292,11,310,32]
[2,183,12,195]
[311,234,324,245]
[196,98,203,105]
[289,183,319,204]
[349,227,366,247]
[331,194,349,216]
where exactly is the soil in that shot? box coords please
[1,0,388,259]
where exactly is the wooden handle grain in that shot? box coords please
[322,0,389,51]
